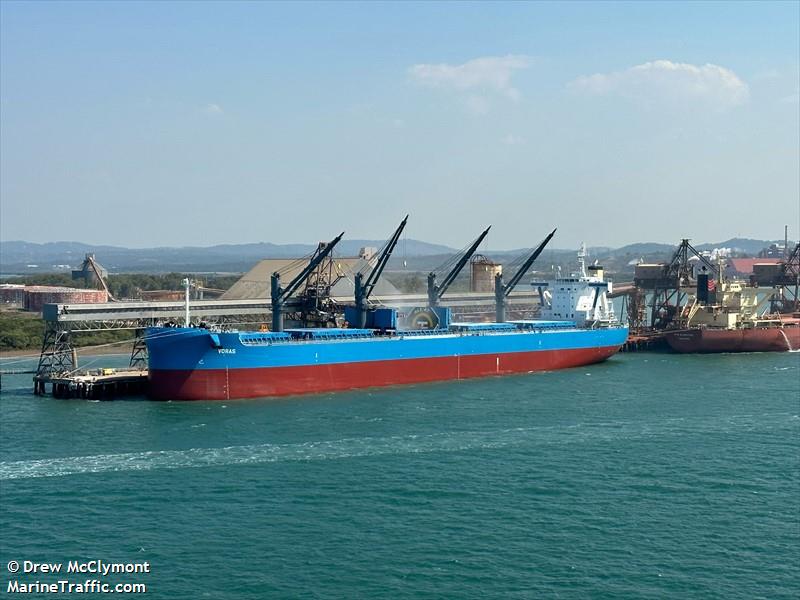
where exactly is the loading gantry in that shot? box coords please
[270,232,345,332]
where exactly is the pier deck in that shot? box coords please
[621,332,670,352]
[36,369,148,399]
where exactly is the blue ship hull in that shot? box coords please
[146,323,629,400]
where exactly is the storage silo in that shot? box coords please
[470,254,502,292]
[23,286,108,312]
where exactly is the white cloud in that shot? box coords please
[409,55,531,101]
[202,103,224,115]
[570,60,750,109]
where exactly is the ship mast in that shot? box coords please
[182,278,191,327]
[577,243,587,278]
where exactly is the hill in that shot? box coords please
[0,239,457,274]
[1,237,792,276]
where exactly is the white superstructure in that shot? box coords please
[534,244,617,327]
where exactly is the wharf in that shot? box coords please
[35,369,148,399]
[621,332,670,352]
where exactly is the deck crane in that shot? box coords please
[494,228,557,323]
[427,226,491,309]
[353,215,409,328]
[270,232,345,332]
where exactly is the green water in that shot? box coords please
[1,352,798,598]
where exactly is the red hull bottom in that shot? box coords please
[665,326,800,353]
[148,345,622,401]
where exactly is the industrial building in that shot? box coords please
[23,286,108,312]
[221,254,401,300]
[0,284,25,305]
[725,258,782,280]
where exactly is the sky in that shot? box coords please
[1,1,798,250]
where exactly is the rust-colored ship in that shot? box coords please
[665,275,799,353]
[666,320,800,353]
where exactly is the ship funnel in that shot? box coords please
[697,272,709,303]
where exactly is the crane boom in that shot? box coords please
[354,216,409,328]
[495,228,556,322]
[427,226,491,307]
[361,215,409,299]
[271,231,345,332]
[504,229,557,298]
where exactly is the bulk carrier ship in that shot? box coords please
[665,276,800,353]
[145,226,628,400]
